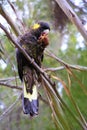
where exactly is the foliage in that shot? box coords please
[0,0,87,130]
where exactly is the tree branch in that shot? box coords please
[44,66,64,72]
[44,64,87,72]
[38,93,49,105]
[0,77,19,82]
[0,93,22,121]
[45,50,87,71]
[0,81,50,106]
[54,0,87,44]
[0,82,22,90]
[7,0,25,33]
[0,5,21,36]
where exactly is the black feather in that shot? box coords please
[16,22,50,116]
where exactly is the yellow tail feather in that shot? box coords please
[23,83,38,101]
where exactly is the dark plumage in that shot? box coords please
[16,22,50,116]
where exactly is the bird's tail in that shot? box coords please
[22,67,39,117]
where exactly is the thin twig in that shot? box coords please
[7,0,25,33]
[0,5,21,36]
[0,76,19,82]
[38,93,49,105]
[44,65,87,72]
[0,82,22,90]
[0,93,22,121]
[45,50,87,71]
[55,0,87,43]
[44,66,64,72]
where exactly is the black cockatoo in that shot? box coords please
[16,22,50,117]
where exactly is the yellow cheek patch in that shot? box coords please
[32,23,40,30]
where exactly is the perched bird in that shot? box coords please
[16,22,50,117]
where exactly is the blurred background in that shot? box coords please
[0,0,87,130]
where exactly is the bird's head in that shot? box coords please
[31,22,50,47]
